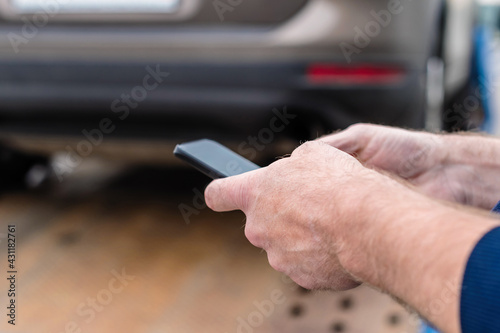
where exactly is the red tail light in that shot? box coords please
[307,64,406,85]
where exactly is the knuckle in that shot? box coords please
[345,123,370,136]
[292,141,320,157]
[267,253,285,273]
[300,141,318,151]
[234,172,258,211]
[244,224,264,248]
[347,123,368,131]
[291,276,316,291]
[233,180,248,210]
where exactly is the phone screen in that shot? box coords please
[174,139,260,179]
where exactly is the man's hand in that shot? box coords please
[205,138,500,333]
[320,124,500,210]
[205,141,374,290]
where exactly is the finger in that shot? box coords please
[318,123,373,155]
[204,171,256,212]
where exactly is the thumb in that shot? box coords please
[204,171,256,212]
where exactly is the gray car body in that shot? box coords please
[0,0,474,161]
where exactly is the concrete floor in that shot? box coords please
[0,164,418,333]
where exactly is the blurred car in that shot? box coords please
[0,0,477,184]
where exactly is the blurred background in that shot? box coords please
[0,0,498,332]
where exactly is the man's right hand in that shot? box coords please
[320,123,500,210]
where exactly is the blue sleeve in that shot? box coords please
[460,226,500,333]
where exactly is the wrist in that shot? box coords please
[332,170,412,282]
[441,134,500,209]
[333,170,465,285]
[334,171,500,332]
[442,133,500,166]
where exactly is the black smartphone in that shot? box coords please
[174,139,260,179]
